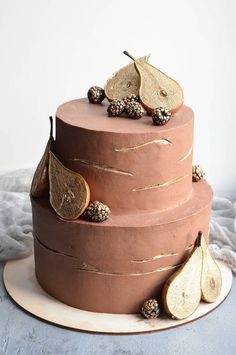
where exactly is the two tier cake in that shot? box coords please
[31,53,213,315]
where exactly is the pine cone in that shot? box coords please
[126,101,144,119]
[87,86,105,104]
[107,99,125,117]
[192,165,205,182]
[152,107,171,126]
[123,94,139,111]
[86,201,110,222]
[141,299,160,319]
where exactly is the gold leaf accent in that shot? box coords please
[74,263,182,276]
[36,235,77,259]
[132,174,189,192]
[131,245,193,264]
[70,158,133,176]
[178,146,193,162]
[114,138,172,152]
[36,236,183,277]
[131,252,179,264]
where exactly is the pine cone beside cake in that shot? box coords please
[192,165,205,182]
[141,299,160,319]
[87,86,105,104]
[86,201,110,222]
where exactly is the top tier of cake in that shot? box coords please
[55,98,194,213]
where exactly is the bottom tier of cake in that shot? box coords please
[32,180,212,314]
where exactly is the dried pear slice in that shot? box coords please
[200,234,222,303]
[30,116,54,197]
[162,237,202,319]
[124,51,183,113]
[104,57,145,101]
[49,151,90,220]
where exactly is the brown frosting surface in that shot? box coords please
[32,180,212,314]
[55,99,194,212]
[32,98,213,314]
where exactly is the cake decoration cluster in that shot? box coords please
[30,117,111,223]
[140,232,222,320]
[87,50,183,125]
[107,95,144,120]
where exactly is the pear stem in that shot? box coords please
[49,116,53,139]
[123,51,136,61]
[195,231,203,247]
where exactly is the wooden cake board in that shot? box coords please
[3,255,232,334]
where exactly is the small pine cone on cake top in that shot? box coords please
[125,101,144,119]
[123,94,139,111]
[86,201,110,222]
[107,99,125,117]
[141,299,160,319]
[192,165,205,182]
[87,86,105,104]
[152,107,172,126]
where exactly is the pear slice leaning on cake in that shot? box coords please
[30,116,54,197]
[49,151,90,220]
[123,51,184,113]
[200,233,222,303]
[162,236,202,319]
[135,57,184,113]
[104,57,144,101]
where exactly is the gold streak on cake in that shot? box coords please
[132,174,189,192]
[35,235,78,259]
[74,263,182,276]
[185,244,193,251]
[114,138,172,152]
[70,158,133,176]
[131,252,179,264]
[178,146,193,162]
[131,246,193,264]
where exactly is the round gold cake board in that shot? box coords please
[3,255,232,335]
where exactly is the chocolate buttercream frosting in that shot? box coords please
[31,98,213,314]
[55,99,194,212]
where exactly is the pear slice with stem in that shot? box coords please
[200,232,222,303]
[104,57,145,101]
[124,51,183,113]
[162,235,202,319]
[49,151,90,220]
[30,116,54,197]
